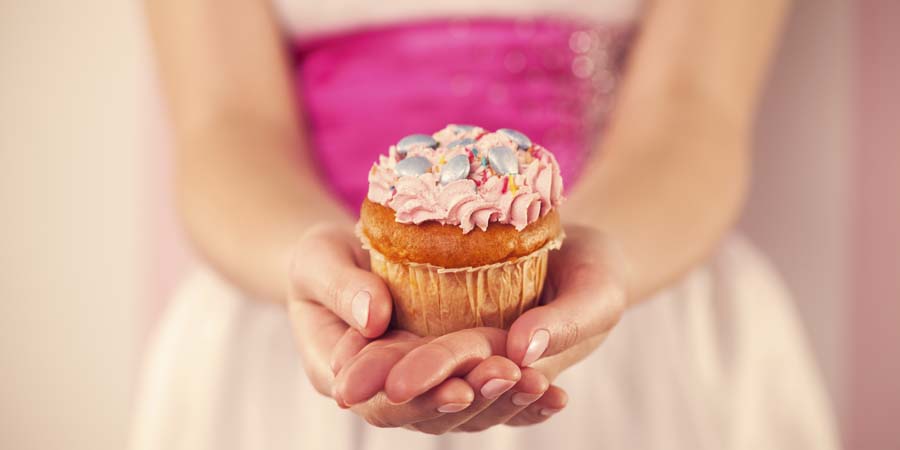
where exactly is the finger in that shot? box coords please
[507,243,627,366]
[353,378,474,429]
[286,300,348,397]
[331,328,421,375]
[384,327,508,404]
[505,384,568,426]
[456,367,549,432]
[334,332,431,406]
[410,356,521,434]
[334,341,416,406]
[290,227,392,338]
[330,328,371,374]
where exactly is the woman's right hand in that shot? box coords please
[285,224,479,426]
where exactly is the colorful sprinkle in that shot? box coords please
[501,176,509,194]
[508,175,518,194]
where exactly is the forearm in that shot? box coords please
[145,0,355,303]
[177,118,350,303]
[567,0,788,303]
[567,99,748,303]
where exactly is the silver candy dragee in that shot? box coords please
[447,138,476,149]
[395,156,433,176]
[488,146,519,175]
[396,134,438,155]
[497,128,532,150]
[452,124,478,132]
[439,154,471,185]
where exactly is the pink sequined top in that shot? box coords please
[289,18,634,213]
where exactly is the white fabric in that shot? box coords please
[272,0,643,39]
[129,235,839,450]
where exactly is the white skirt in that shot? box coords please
[129,235,839,450]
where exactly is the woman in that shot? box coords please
[132,0,839,448]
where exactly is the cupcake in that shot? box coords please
[358,125,565,336]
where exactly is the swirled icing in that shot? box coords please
[367,125,564,233]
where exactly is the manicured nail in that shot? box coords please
[481,379,516,399]
[540,408,562,416]
[521,329,550,366]
[437,403,470,413]
[511,392,542,406]
[351,291,370,328]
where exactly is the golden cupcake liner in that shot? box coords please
[357,225,565,336]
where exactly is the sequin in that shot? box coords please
[504,50,527,74]
[571,55,595,79]
[569,30,594,54]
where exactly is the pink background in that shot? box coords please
[849,1,900,448]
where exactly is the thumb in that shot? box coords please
[506,260,626,367]
[290,226,392,338]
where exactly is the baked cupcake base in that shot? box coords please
[357,221,564,336]
[359,199,562,268]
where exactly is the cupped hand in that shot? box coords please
[331,327,568,434]
[506,224,629,379]
[286,224,469,426]
[286,223,564,433]
[286,223,577,433]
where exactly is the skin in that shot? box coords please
[146,0,788,435]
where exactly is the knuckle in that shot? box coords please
[324,274,349,314]
[363,413,390,429]
[361,396,406,429]
[557,318,580,351]
[362,408,394,429]
[428,340,464,368]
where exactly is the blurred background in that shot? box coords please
[0,0,896,449]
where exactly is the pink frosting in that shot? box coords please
[367,125,565,233]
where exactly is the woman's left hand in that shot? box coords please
[458,224,630,428]
[331,224,628,433]
[506,224,629,379]
[463,224,630,429]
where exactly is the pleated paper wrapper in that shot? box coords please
[358,226,565,336]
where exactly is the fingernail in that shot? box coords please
[540,408,562,416]
[437,403,470,413]
[351,291,370,328]
[521,329,550,367]
[480,379,516,399]
[511,392,542,406]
